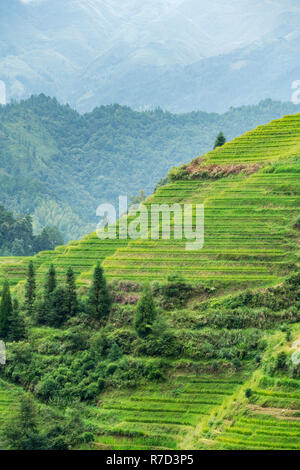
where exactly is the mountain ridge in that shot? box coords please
[1,0,300,112]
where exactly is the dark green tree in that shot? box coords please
[108,342,123,362]
[0,280,13,339]
[213,132,226,149]
[4,393,46,450]
[134,285,157,338]
[8,299,26,342]
[65,267,78,318]
[36,300,49,326]
[48,287,68,327]
[87,263,111,321]
[25,261,36,315]
[45,264,56,298]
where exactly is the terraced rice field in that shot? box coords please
[202,114,300,165]
[102,163,299,287]
[1,113,300,294]
[210,368,300,451]
[87,372,247,450]
[99,114,300,286]
[0,380,20,448]
[0,234,128,290]
[0,113,300,451]
[215,414,300,450]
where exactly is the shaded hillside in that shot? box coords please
[1,95,300,241]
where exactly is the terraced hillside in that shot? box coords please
[0,113,300,451]
[0,234,128,290]
[87,372,248,450]
[80,277,300,451]
[1,112,299,295]
[0,380,21,449]
[209,332,300,450]
[101,114,300,290]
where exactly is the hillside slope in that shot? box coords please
[0,114,300,451]
[1,96,300,241]
[101,113,300,294]
[1,111,299,295]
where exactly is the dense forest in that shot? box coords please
[0,204,63,256]
[1,95,300,240]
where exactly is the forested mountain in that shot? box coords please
[0,204,63,256]
[1,95,300,240]
[1,1,300,112]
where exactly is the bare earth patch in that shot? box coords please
[248,405,300,420]
[183,161,261,178]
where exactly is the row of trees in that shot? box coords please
[25,261,111,327]
[1,259,158,341]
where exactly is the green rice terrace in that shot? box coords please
[0,113,300,450]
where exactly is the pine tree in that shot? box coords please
[65,267,78,317]
[8,299,26,342]
[0,280,13,340]
[213,132,226,149]
[87,263,111,321]
[25,261,36,315]
[134,285,157,338]
[47,287,68,327]
[45,264,56,297]
[4,393,46,450]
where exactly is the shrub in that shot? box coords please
[107,343,123,362]
[276,351,287,370]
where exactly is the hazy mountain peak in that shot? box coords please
[1,1,300,111]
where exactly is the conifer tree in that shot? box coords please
[65,267,78,318]
[0,280,13,340]
[48,287,68,327]
[8,299,26,342]
[25,261,36,315]
[213,132,226,149]
[45,264,56,297]
[4,393,46,450]
[87,263,111,321]
[134,284,157,338]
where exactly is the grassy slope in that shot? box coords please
[0,113,300,450]
[1,112,300,292]
[84,114,300,450]
[101,114,300,291]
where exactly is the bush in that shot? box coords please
[107,343,123,362]
[153,275,194,310]
[276,351,287,370]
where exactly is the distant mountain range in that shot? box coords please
[1,0,300,112]
[0,95,300,241]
